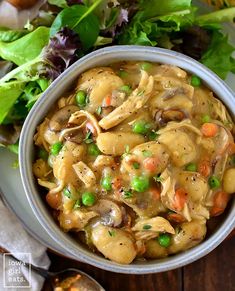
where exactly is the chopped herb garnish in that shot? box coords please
[153,174,163,183]
[84,130,93,144]
[143,224,152,230]
[63,188,72,199]
[123,189,133,199]
[108,230,116,237]
[148,130,159,141]
[137,90,145,96]
[122,145,131,159]
[133,162,140,169]
[175,226,183,234]
[142,150,152,157]
[73,199,81,209]
[96,106,102,115]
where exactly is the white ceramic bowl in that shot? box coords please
[19,46,235,274]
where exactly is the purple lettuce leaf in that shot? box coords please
[67,0,83,6]
[42,27,82,80]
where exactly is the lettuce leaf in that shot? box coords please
[50,2,101,50]
[48,0,68,8]
[200,30,235,79]
[118,8,195,46]
[0,81,25,124]
[138,0,192,19]
[195,7,235,26]
[0,27,50,66]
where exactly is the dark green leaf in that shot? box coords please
[200,30,235,79]
[50,3,101,50]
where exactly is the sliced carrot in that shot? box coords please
[112,177,122,191]
[143,157,159,172]
[149,187,161,200]
[210,191,229,217]
[173,188,188,211]
[105,95,112,106]
[198,159,211,177]
[201,122,219,137]
[167,212,186,223]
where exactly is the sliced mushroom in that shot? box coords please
[155,109,186,126]
[49,105,79,132]
[60,128,84,144]
[90,199,123,227]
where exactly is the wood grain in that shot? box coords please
[43,234,235,291]
[45,253,182,291]
[183,237,235,291]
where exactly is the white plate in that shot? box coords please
[0,5,235,257]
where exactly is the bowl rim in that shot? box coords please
[19,45,235,274]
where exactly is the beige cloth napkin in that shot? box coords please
[0,199,50,290]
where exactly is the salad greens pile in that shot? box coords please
[0,0,235,153]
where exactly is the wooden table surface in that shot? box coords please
[43,232,235,291]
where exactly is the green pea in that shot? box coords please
[208,175,221,189]
[101,176,112,191]
[157,233,171,247]
[38,148,48,160]
[51,142,63,156]
[119,70,128,78]
[131,176,149,192]
[82,192,96,206]
[191,75,201,87]
[76,90,87,106]
[132,121,151,135]
[139,62,152,71]
[201,114,211,123]
[120,85,132,95]
[185,163,197,172]
[88,143,101,156]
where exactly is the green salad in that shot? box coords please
[0,0,235,153]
